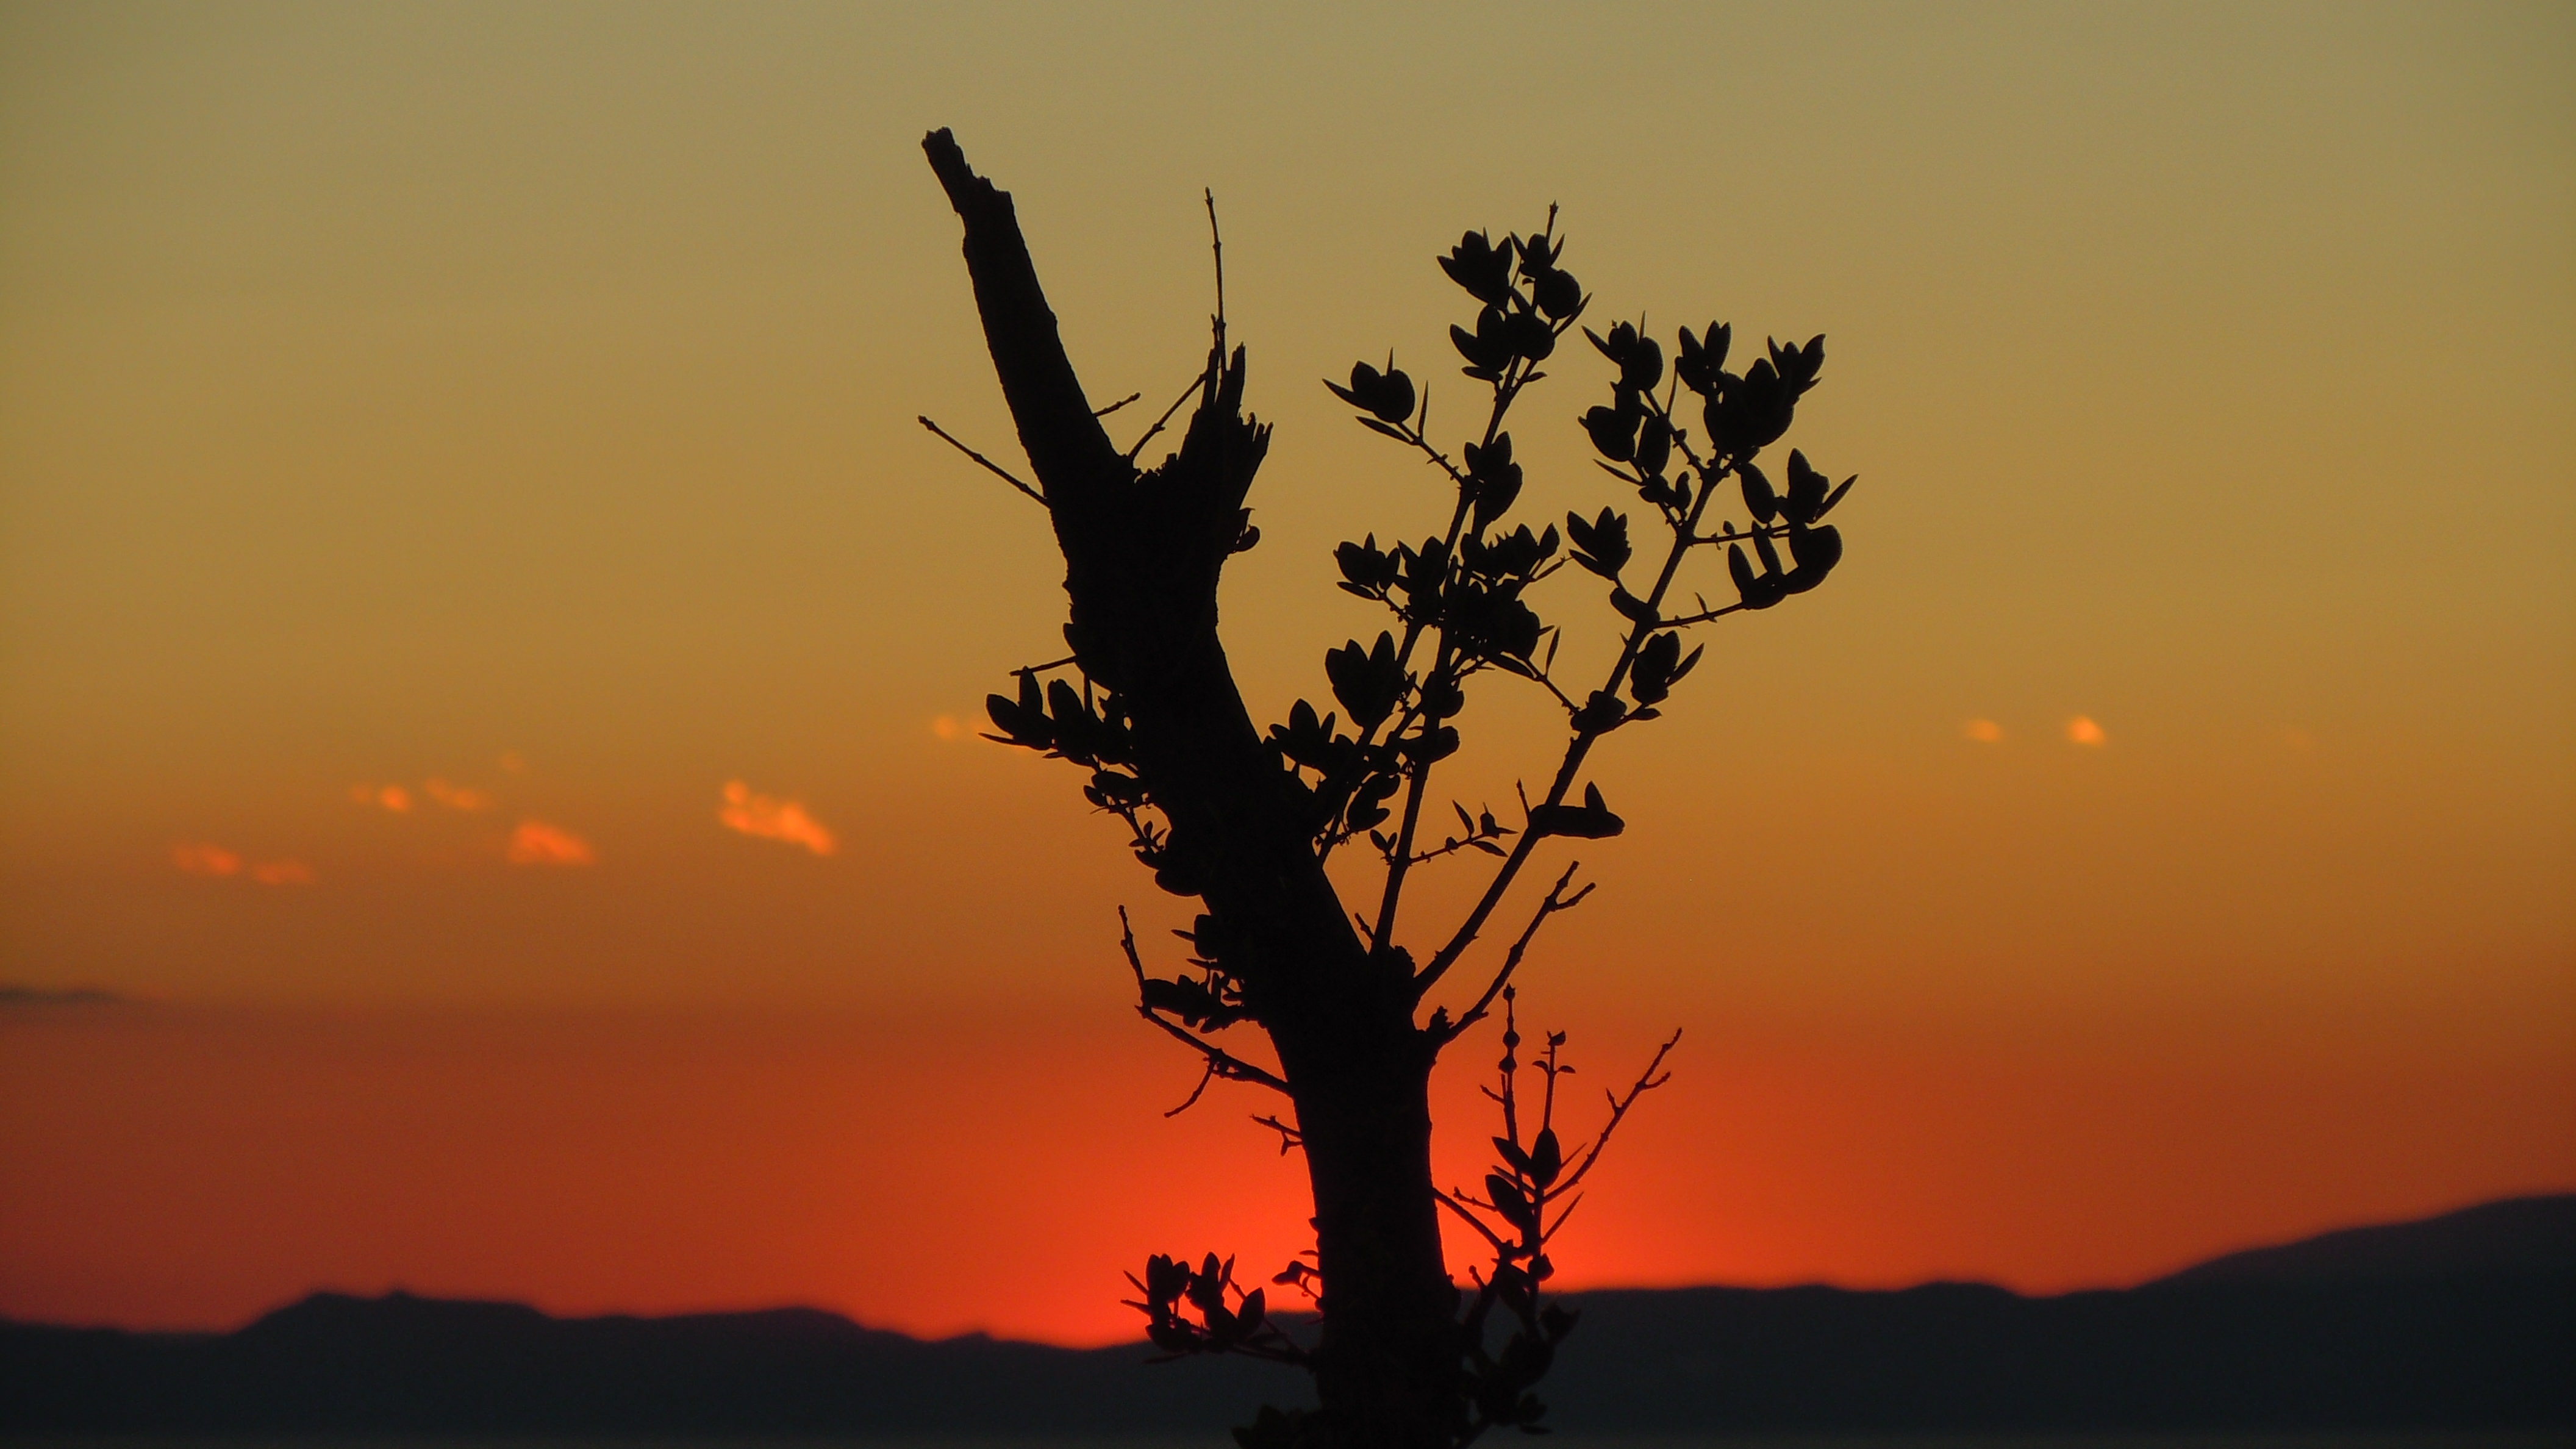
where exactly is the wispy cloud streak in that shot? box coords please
[719,781,837,857]
[423,778,495,810]
[506,820,595,865]
[172,843,242,876]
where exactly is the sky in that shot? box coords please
[1,1,2570,1343]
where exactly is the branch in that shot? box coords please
[1549,1028,1680,1200]
[1251,1112,1304,1154]
[1419,396,1737,989]
[1124,363,1214,463]
[1424,862,1591,1029]
[921,129,1126,499]
[1368,645,1458,957]
[1120,908,1290,1097]
[918,415,1046,506]
[1206,186,1226,358]
[1163,1059,1219,1118]
[1434,1187,1515,1256]
[1658,598,1748,628]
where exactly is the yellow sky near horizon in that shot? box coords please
[5,1,2567,1023]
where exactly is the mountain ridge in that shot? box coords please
[7,1194,2569,1433]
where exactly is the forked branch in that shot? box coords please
[1427,862,1591,1035]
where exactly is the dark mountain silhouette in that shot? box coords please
[7,1195,2569,1434]
[2153,1192,2576,1284]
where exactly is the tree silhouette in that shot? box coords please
[923,130,1852,1448]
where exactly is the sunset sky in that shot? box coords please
[3,2,2570,1345]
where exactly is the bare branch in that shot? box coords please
[1550,1028,1680,1198]
[1091,391,1143,418]
[1123,365,1214,463]
[918,415,1046,506]
[1659,599,1749,628]
[1423,862,1591,1029]
[1434,1187,1514,1256]
[1164,1059,1219,1118]
[1252,1112,1304,1154]
[1206,187,1226,358]
[1539,1190,1586,1244]
[1369,644,1458,959]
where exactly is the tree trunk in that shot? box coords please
[924,131,1459,1446]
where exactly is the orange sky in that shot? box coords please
[2,2,2571,1341]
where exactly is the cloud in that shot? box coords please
[931,714,967,741]
[719,781,837,856]
[172,842,243,876]
[175,844,315,885]
[352,784,413,812]
[506,820,596,865]
[423,778,495,811]
[1964,718,2003,743]
[0,984,124,1007]
[2067,715,2107,746]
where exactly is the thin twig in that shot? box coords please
[1550,1029,1680,1198]
[1205,187,1226,359]
[1428,862,1592,1031]
[1658,599,1749,628]
[1092,391,1143,418]
[1164,1059,1218,1118]
[1120,908,1291,1096]
[1252,1112,1304,1154]
[1434,1187,1514,1255]
[1123,368,1211,463]
[918,415,1046,506]
[1540,1190,1586,1244]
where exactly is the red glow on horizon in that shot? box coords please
[2,1003,2563,1347]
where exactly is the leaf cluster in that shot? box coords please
[1126,1250,1306,1365]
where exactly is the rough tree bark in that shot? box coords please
[925,131,1461,1445]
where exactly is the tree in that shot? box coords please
[921,130,1852,1448]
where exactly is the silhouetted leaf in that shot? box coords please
[1530,1128,1562,1187]
[1739,460,1779,524]
[1565,507,1630,578]
[1439,230,1514,306]
[1784,522,1842,593]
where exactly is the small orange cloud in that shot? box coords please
[2283,726,2314,750]
[931,714,967,741]
[251,860,315,886]
[351,784,414,812]
[719,781,837,857]
[1964,718,2003,743]
[172,843,242,877]
[499,751,528,775]
[506,820,595,866]
[2067,715,2106,746]
[423,778,495,811]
